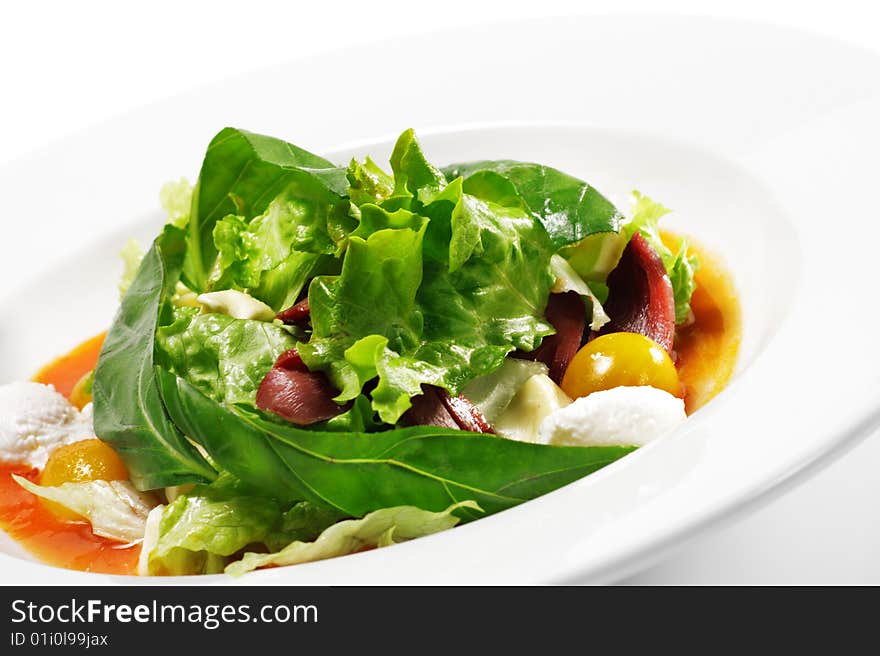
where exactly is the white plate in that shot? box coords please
[2,15,880,585]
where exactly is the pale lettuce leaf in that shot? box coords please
[225,500,480,576]
[136,505,165,575]
[117,238,145,299]
[550,254,610,331]
[461,359,549,424]
[159,178,193,228]
[13,475,157,543]
[144,474,345,576]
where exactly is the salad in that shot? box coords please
[0,128,739,576]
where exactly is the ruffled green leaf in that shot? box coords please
[156,310,295,408]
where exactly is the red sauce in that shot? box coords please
[0,464,140,574]
[663,233,742,414]
[0,331,140,575]
[32,332,105,398]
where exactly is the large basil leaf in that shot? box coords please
[93,226,216,490]
[443,160,622,249]
[158,372,635,518]
[183,127,352,290]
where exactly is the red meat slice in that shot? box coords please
[276,298,311,325]
[599,232,675,352]
[403,386,494,433]
[256,349,349,425]
[440,390,495,434]
[402,387,460,430]
[516,292,586,383]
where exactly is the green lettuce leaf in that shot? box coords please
[13,475,157,543]
[118,179,195,300]
[389,128,446,201]
[299,169,556,423]
[668,245,699,323]
[225,501,478,576]
[318,395,381,433]
[347,156,394,207]
[443,160,626,281]
[156,310,295,408]
[145,474,345,576]
[298,219,430,421]
[622,191,699,324]
[210,194,342,311]
[182,127,353,291]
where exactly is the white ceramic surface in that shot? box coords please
[2,15,879,584]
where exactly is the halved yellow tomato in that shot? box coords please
[39,439,128,520]
[560,332,682,399]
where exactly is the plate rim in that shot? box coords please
[2,14,880,585]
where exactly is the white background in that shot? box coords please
[3,0,880,584]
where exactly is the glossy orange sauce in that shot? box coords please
[1,240,739,575]
[32,332,106,398]
[0,465,140,574]
[663,233,742,414]
[0,332,141,575]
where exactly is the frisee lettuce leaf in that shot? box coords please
[117,179,193,300]
[621,191,699,324]
[225,500,479,576]
[389,128,446,201]
[210,196,341,311]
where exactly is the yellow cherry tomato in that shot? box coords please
[68,370,94,410]
[40,439,128,520]
[560,332,682,399]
